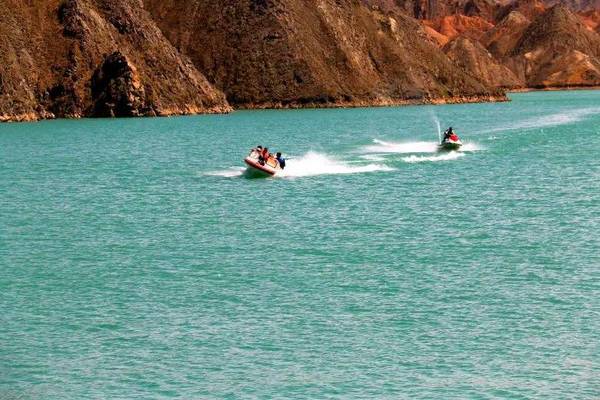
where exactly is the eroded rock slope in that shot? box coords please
[0,0,230,121]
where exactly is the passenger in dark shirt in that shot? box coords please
[276,152,286,169]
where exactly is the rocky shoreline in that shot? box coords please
[234,94,510,111]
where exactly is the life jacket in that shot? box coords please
[449,133,459,141]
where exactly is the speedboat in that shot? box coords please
[438,138,463,151]
[244,149,282,177]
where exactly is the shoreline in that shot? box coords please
[3,86,600,123]
[233,94,509,110]
[0,94,507,124]
[508,85,600,93]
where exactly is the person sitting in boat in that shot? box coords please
[259,147,270,165]
[251,145,263,158]
[275,152,286,169]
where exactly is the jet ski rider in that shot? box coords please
[443,127,460,142]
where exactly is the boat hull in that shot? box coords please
[438,141,462,151]
[244,156,278,177]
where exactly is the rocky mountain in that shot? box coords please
[508,5,600,87]
[444,36,521,87]
[369,0,500,20]
[481,11,531,59]
[543,0,600,11]
[2,0,600,122]
[420,2,600,88]
[144,0,505,109]
[0,0,230,122]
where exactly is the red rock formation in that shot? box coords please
[580,9,600,30]
[495,0,546,21]
[376,0,500,20]
[424,14,494,40]
[420,1,600,89]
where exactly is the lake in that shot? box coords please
[1,90,599,398]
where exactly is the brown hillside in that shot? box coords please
[444,36,523,87]
[579,9,600,30]
[510,5,600,87]
[145,0,506,109]
[373,0,500,20]
[0,0,230,122]
[496,0,546,21]
[542,0,600,12]
[481,11,531,59]
[424,14,494,40]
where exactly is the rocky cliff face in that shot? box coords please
[371,0,499,20]
[444,36,521,87]
[2,0,600,122]
[0,0,230,122]
[543,0,600,11]
[509,5,600,87]
[145,0,505,109]
[481,11,531,59]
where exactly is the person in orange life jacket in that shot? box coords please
[259,147,270,165]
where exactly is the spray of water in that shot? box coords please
[278,152,393,178]
[485,107,600,133]
[205,151,393,179]
[205,167,246,178]
[428,109,442,143]
[364,139,439,154]
[402,152,465,163]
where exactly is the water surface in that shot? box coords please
[1,91,599,398]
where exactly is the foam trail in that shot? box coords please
[460,142,482,152]
[278,151,393,178]
[487,107,600,133]
[364,139,439,154]
[204,167,245,178]
[402,152,465,163]
[359,154,386,162]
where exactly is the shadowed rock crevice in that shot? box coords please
[90,52,150,117]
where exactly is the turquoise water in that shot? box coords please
[1,91,599,399]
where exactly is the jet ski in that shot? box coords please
[244,149,282,177]
[439,128,463,151]
[438,138,463,151]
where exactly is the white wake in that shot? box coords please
[488,107,600,133]
[278,151,393,178]
[205,152,393,179]
[402,152,466,163]
[205,167,245,178]
[363,139,481,155]
[364,139,439,154]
